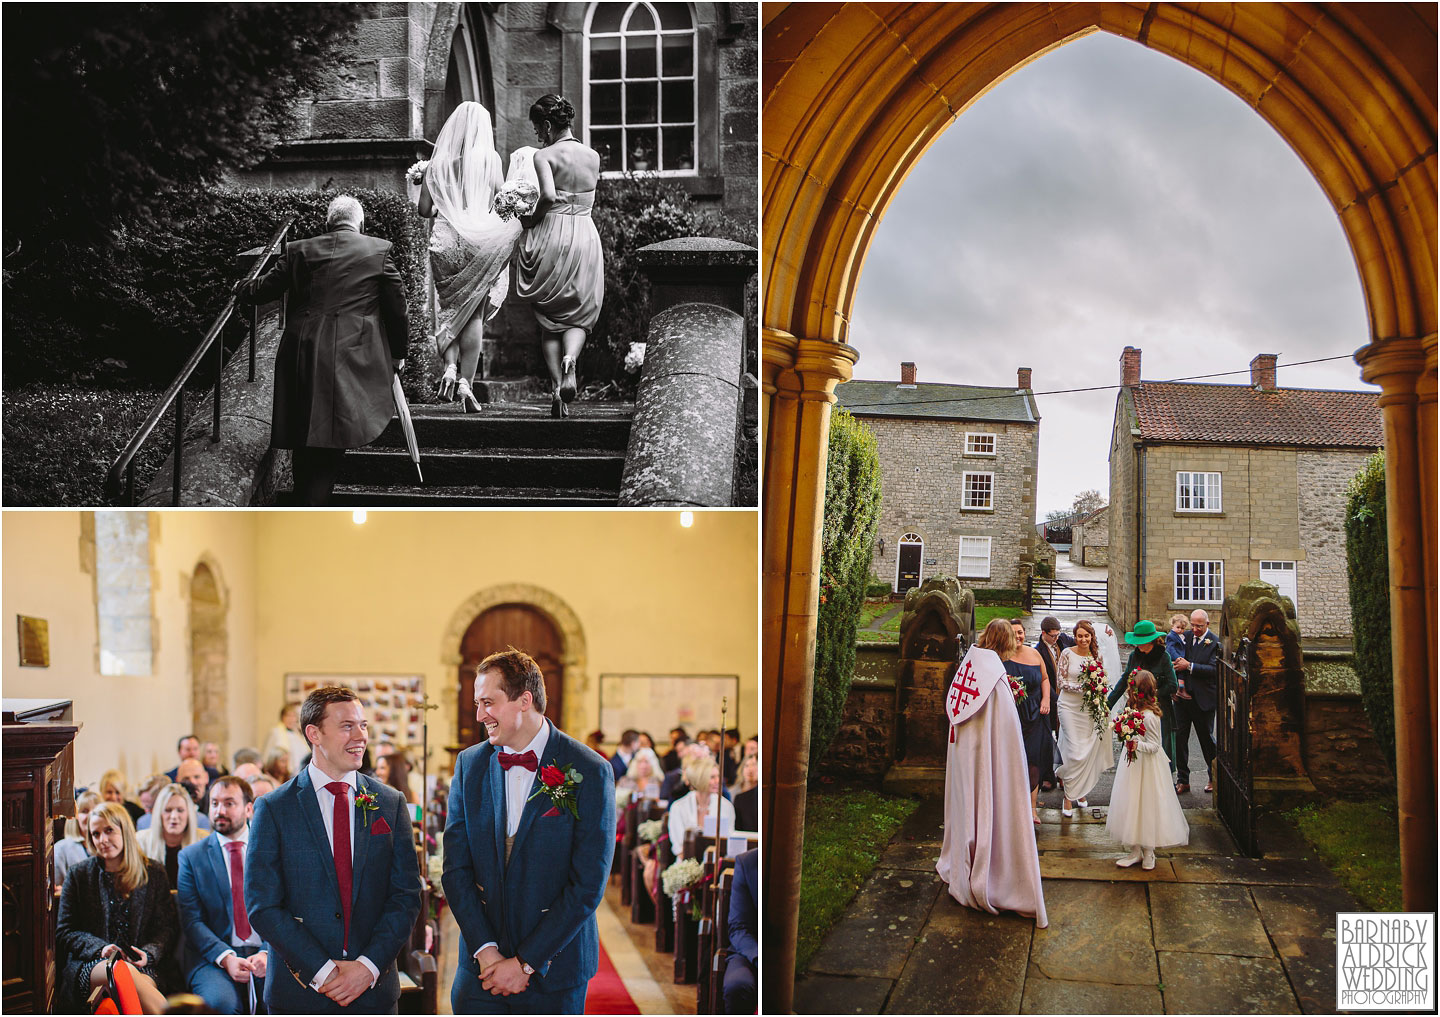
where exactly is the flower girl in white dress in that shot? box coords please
[1106,670,1189,869]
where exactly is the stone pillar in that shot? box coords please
[761,328,856,1014]
[619,238,758,506]
[1356,336,1436,911]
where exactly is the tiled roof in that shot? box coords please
[836,379,1037,423]
[1130,382,1382,447]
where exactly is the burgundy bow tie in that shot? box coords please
[498,750,538,772]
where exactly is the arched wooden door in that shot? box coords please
[457,604,563,748]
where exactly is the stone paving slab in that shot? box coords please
[1039,854,1178,881]
[1251,884,1358,1015]
[793,974,895,1014]
[1029,880,1157,985]
[879,839,943,871]
[896,796,947,844]
[888,898,1031,1014]
[1020,969,1164,1015]
[1171,854,1342,886]
[1150,882,1273,956]
[807,868,943,980]
[1159,951,1301,1014]
[1033,817,1235,855]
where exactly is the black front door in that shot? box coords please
[898,542,922,592]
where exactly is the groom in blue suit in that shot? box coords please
[443,648,616,1013]
[246,686,421,1013]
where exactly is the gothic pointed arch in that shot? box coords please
[187,554,229,751]
[424,3,495,139]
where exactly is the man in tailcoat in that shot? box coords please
[443,648,616,1014]
[241,194,408,505]
[1172,608,1221,794]
[245,686,420,1013]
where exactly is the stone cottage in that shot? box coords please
[1107,346,1382,641]
[1071,504,1109,566]
[837,363,1044,594]
[232,2,758,376]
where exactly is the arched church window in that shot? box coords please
[585,2,697,175]
[91,511,155,675]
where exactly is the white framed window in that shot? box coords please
[1258,560,1298,607]
[1176,471,1222,512]
[1174,560,1224,603]
[585,2,697,175]
[964,432,996,457]
[961,471,994,510]
[895,532,924,592]
[957,536,992,578]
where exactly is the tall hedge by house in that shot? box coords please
[809,407,883,766]
[1345,451,1394,769]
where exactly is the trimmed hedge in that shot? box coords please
[973,588,1026,606]
[810,407,883,765]
[1345,451,1394,770]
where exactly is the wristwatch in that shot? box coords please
[518,957,535,976]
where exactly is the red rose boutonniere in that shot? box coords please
[528,760,583,819]
[355,789,380,828]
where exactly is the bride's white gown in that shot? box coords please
[1053,648,1113,803]
[1106,715,1190,849]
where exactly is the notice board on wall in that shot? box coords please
[598,674,742,742]
[285,673,426,748]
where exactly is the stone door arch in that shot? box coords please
[424,3,495,139]
[762,4,1436,994]
[188,558,228,753]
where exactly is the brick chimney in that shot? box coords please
[1250,353,1277,390]
[899,361,917,387]
[1120,346,1142,387]
[1017,367,1032,390]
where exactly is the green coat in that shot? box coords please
[1109,642,1178,766]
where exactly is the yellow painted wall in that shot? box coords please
[1,510,259,788]
[3,510,758,789]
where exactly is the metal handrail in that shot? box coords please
[104,216,295,505]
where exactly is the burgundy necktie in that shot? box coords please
[498,750,538,772]
[225,842,252,941]
[326,781,353,952]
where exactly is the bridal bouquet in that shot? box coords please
[406,159,429,185]
[493,179,540,221]
[1078,657,1110,735]
[1113,706,1147,763]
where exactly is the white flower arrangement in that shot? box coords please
[406,160,429,186]
[637,818,664,844]
[623,342,646,375]
[661,857,703,898]
[426,849,445,899]
[615,786,633,810]
[493,179,540,221]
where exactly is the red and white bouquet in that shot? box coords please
[1008,672,1028,706]
[493,179,540,221]
[1078,657,1110,735]
[1113,707,1147,763]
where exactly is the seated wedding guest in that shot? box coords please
[177,777,268,1014]
[137,783,209,892]
[201,742,230,778]
[55,790,103,891]
[660,742,707,802]
[261,702,307,775]
[137,775,169,818]
[233,762,263,783]
[618,747,663,801]
[57,802,177,1013]
[638,731,656,751]
[667,755,736,850]
[248,776,276,799]
[99,770,147,826]
[610,729,640,781]
[585,730,606,754]
[175,759,213,815]
[232,747,262,771]
[661,727,688,772]
[260,746,292,786]
[377,751,417,805]
[167,735,221,785]
[732,755,759,832]
[722,728,742,784]
[724,848,757,1014]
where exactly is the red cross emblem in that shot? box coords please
[949,659,981,712]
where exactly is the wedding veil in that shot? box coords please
[427,101,510,248]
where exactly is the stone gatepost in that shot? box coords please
[1221,580,1314,803]
[619,237,758,506]
[883,576,976,795]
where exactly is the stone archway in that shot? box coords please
[188,557,228,753]
[423,3,495,139]
[440,584,588,734]
[762,4,1436,1000]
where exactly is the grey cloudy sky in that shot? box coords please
[847,31,1374,520]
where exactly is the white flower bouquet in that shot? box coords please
[406,159,429,185]
[623,342,646,375]
[661,857,703,898]
[493,179,540,221]
[637,818,664,844]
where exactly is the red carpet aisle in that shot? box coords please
[586,942,640,1014]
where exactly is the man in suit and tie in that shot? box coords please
[723,848,757,1015]
[1172,608,1221,794]
[167,734,223,785]
[443,648,616,1014]
[246,686,420,1013]
[608,729,639,782]
[240,194,409,505]
[1034,617,1075,789]
[177,776,269,1014]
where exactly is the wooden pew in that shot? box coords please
[619,797,640,905]
[630,800,667,927]
[398,950,438,1014]
[654,833,676,954]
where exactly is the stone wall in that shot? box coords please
[1107,399,1138,630]
[1297,451,1372,639]
[816,678,896,778]
[1304,693,1394,795]
[863,417,1040,591]
[1072,506,1109,566]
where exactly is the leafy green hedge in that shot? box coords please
[1345,452,1394,770]
[973,588,1025,606]
[3,187,432,396]
[810,407,883,764]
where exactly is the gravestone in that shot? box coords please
[1221,580,1314,801]
[883,576,976,795]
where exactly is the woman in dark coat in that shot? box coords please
[1109,619,1180,777]
[56,802,176,1013]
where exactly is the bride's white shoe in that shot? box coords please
[456,377,483,413]
[438,362,459,401]
[1115,847,1143,868]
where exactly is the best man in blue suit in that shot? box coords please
[246,686,421,1014]
[443,648,616,1014]
[177,776,268,1013]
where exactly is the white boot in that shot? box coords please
[1141,847,1156,870]
[1116,847,1143,868]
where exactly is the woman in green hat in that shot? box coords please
[1108,620,1179,780]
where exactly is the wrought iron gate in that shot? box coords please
[1215,639,1258,856]
[1024,576,1108,613]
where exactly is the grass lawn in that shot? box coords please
[976,604,1025,628]
[856,630,897,643]
[857,600,895,628]
[797,788,920,973]
[1286,797,1401,911]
